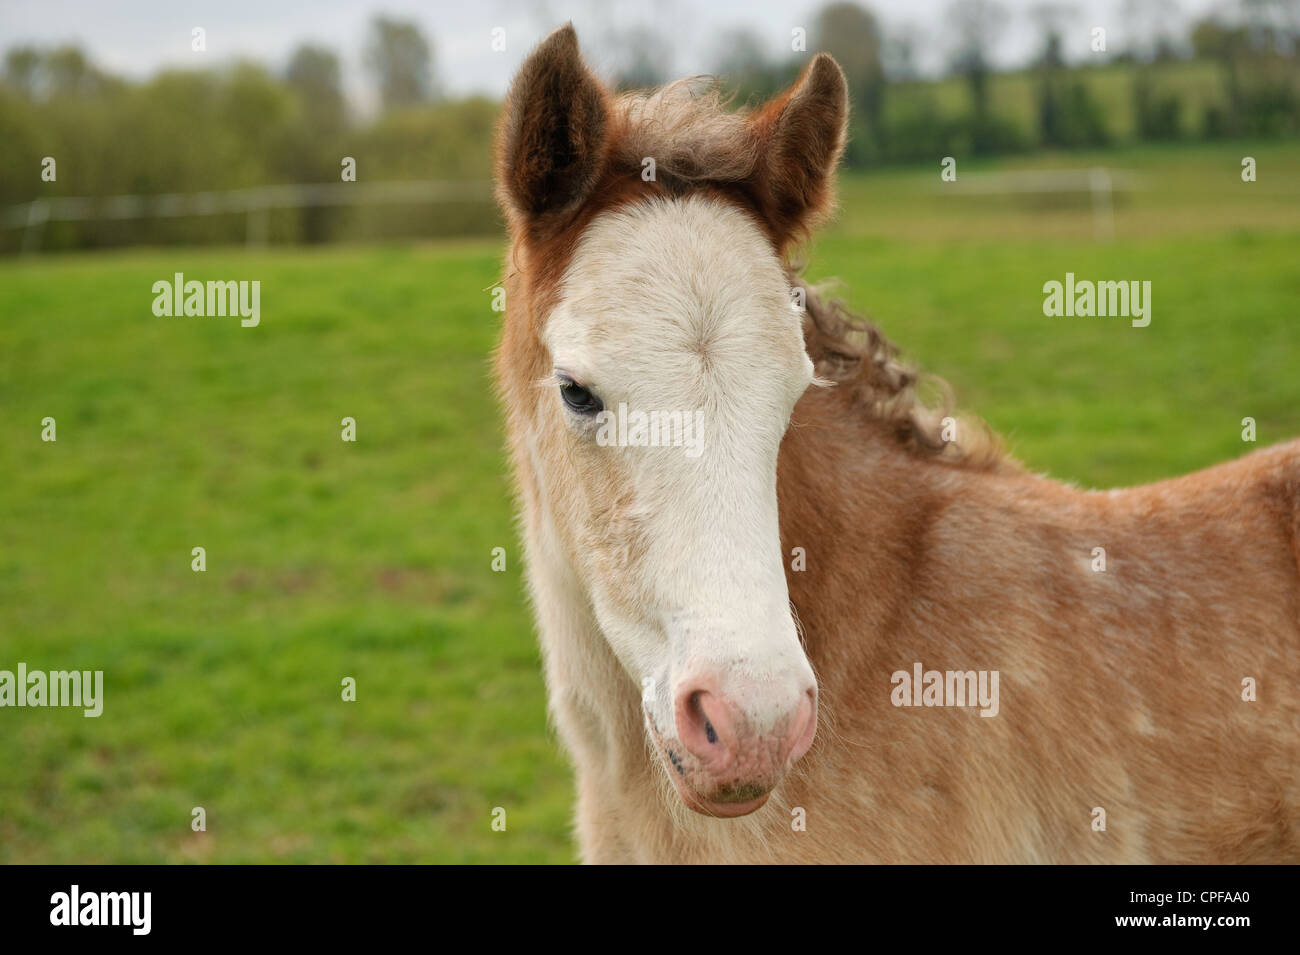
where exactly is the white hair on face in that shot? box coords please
[541,193,816,770]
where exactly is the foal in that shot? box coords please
[494,25,1300,863]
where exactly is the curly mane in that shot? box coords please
[796,280,1012,471]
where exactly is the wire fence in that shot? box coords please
[939,167,1142,240]
[1,180,495,254]
[3,168,1138,251]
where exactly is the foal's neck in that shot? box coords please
[776,385,974,672]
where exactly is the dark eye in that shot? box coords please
[560,380,603,415]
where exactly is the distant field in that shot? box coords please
[894,59,1231,142]
[1,142,1297,862]
[833,139,1300,241]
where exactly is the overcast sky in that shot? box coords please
[1,0,1228,106]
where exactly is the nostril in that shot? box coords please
[676,687,737,768]
[690,693,721,745]
[673,680,816,776]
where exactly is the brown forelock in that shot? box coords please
[502,63,848,302]
[503,97,795,345]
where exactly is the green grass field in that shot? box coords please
[1,142,1298,863]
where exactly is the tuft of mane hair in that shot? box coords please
[795,279,1014,471]
[609,78,758,187]
[605,69,847,244]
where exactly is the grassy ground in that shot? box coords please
[1,141,1297,862]
[833,139,1300,241]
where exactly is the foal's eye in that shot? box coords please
[559,380,603,415]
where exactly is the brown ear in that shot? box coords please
[496,25,609,239]
[749,53,848,246]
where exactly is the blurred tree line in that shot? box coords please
[704,0,1299,165]
[0,16,496,251]
[2,3,1297,252]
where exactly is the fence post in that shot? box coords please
[246,195,270,248]
[21,200,49,255]
[1089,167,1114,242]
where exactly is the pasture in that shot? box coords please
[1,141,1297,862]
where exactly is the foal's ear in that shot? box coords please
[750,53,849,245]
[496,24,609,238]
